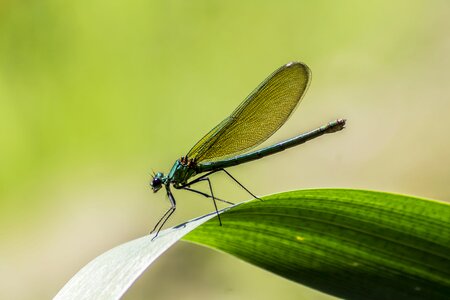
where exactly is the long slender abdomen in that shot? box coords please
[197,119,346,172]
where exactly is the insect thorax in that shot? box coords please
[168,156,198,186]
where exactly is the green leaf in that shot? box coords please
[183,189,450,300]
[55,189,450,299]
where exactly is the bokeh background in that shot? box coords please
[1,1,449,299]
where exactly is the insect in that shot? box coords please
[150,62,346,238]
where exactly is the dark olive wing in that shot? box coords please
[187,62,311,163]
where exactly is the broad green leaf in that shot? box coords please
[184,189,450,300]
[55,189,450,299]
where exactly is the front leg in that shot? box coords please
[150,186,176,240]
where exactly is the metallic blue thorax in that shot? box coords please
[167,159,198,187]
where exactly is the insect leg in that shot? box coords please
[218,169,262,201]
[182,168,261,201]
[195,177,222,226]
[151,187,176,240]
[181,186,234,205]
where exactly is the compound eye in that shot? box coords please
[152,177,162,187]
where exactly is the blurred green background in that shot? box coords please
[1,1,449,299]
